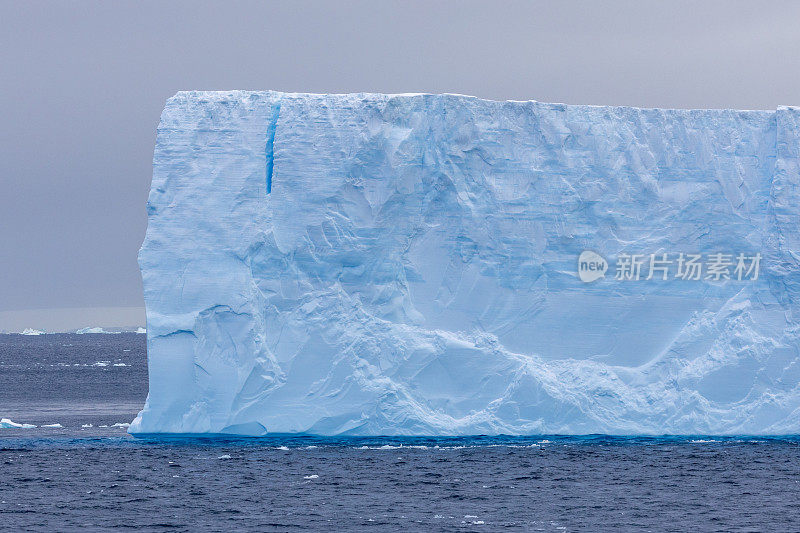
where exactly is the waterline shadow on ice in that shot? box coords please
[124,433,800,449]
[4,428,799,448]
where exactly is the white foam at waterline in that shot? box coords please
[111,422,131,428]
[303,474,319,479]
[217,454,232,460]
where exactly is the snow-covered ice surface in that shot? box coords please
[131,91,800,436]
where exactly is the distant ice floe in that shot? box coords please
[76,423,131,429]
[0,418,37,429]
[7,326,145,335]
[75,326,145,334]
[42,423,63,428]
[76,327,113,334]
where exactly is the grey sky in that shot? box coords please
[2,1,800,329]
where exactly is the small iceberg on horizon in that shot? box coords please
[75,326,143,334]
[20,328,45,335]
[76,327,111,334]
[0,418,37,429]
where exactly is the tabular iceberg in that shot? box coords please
[130,91,800,436]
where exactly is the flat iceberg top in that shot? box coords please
[132,91,800,436]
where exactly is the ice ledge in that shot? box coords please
[134,91,800,436]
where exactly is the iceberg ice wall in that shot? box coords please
[130,91,800,435]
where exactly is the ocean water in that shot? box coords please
[1,335,800,532]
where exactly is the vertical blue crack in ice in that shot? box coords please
[265,101,281,195]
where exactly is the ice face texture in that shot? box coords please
[130,91,800,435]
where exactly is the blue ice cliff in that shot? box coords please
[130,91,800,436]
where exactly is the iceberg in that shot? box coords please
[131,91,800,436]
[75,327,118,334]
[0,418,37,429]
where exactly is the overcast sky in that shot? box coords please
[2,1,800,329]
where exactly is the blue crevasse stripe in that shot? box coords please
[265,101,281,194]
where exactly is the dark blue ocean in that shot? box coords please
[1,334,799,532]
